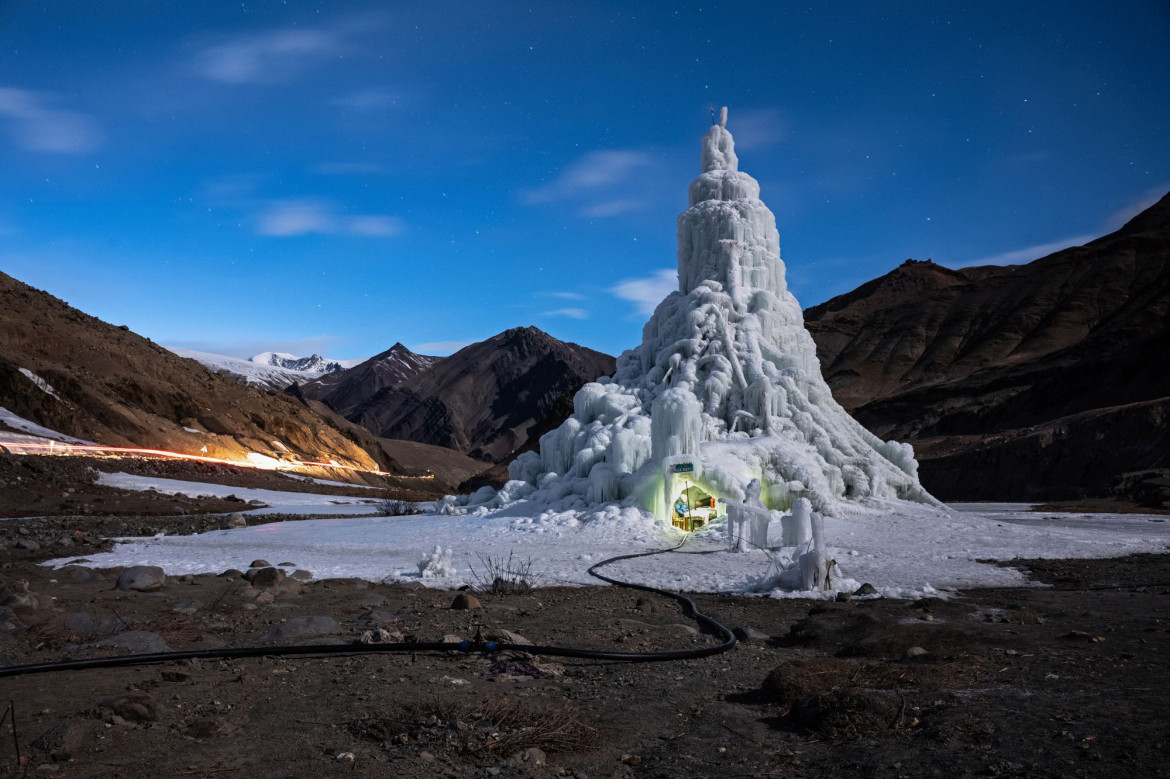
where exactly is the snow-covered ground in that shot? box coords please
[0,406,94,448]
[93,472,384,515]
[45,472,1170,599]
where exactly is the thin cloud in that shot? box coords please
[331,88,400,111]
[542,308,588,319]
[545,291,585,300]
[523,150,653,205]
[194,28,343,84]
[581,199,647,218]
[414,340,472,356]
[726,108,785,151]
[957,235,1095,268]
[166,335,347,360]
[255,199,403,238]
[611,269,678,316]
[1105,184,1170,230]
[954,183,1169,268]
[0,87,101,154]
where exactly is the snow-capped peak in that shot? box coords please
[248,352,349,375]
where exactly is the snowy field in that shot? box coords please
[45,473,1170,599]
[93,472,385,515]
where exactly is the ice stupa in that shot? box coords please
[505,108,937,523]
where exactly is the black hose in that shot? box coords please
[0,539,735,678]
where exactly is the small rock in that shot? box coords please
[32,722,92,754]
[418,751,435,762]
[66,612,96,634]
[218,568,244,579]
[13,539,39,551]
[115,566,166,592]
[171,599,203,615]
[99,692,160,723]
[61,566,104,584]
[854,583,878,596]
[358,609,399,625]
[732,626,770,644]
[634,597,657,614]
[277,561,296,567]
[249,567,285,590]
[507,747,547,767]
[222,514,247,530]
[0,582,41,611]
[905,646,929,659]
[451,593,481,610]
[290,569,313,582]
[249,559,271,568]
[262,615,340,642]
[835,591,853,602]
[0,605,25,631]
[481,628,532,646]
[359,628,404,644]
[186,718,221,738]
[254,591,275,605]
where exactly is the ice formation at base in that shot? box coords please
[486,109,937,529]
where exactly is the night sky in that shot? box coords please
[2,2,1167,360]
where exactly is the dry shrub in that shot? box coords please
[379,497,423,516]
[346,696,596,757]
[468,551,542,595]
[436,696,596,755]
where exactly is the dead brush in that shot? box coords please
[468,551,542,595]
[378,496,423,516]
[434,696,597,755]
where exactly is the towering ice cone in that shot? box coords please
[507,109,938,521]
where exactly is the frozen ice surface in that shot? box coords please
[45,499,1170,598]
[94,472,385,515]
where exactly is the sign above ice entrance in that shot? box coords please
[672,462,695,474]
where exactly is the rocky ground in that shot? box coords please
[0,507,1168,778]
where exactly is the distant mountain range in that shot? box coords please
[0,272,382,473]
[168,348,364,392]
[804,190,1170,502]
[299,327,615,463]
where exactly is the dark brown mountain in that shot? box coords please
[339,326,615,463]
[0,271,384,475]
[296,343,442,411]
[804,191,1170,501]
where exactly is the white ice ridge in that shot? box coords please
[495,109,938,523]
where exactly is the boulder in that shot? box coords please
[99,692,160,723]
[451,593,481,610]
[115,566,166,592]
[249,567,285,590]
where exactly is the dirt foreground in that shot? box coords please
[1,512,1169,778]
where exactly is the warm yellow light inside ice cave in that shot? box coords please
[670,480,721,532]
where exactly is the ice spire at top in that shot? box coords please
[700,106,738,173]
